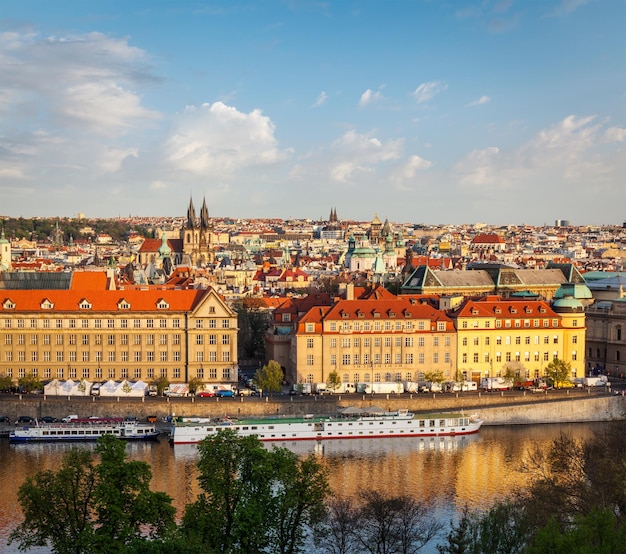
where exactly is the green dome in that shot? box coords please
[552,296,584,312]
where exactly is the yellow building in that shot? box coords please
[0,283,238,386]
[451,296,585,383]
[290,297,457,386]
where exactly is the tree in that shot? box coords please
[18,373,42,393]
[9,436,176,554]
[424,371,445,385]
[326,370,342,393]
[314,498,360,554]
[501,361,526,385]
[254,359,284,396]
[544,358,572,388]
[0,374,14,392]
[354,490,442,554]
[151,376,170,396]
[181,429,330,554]
[437,506,477,554]
[187,376,204,395]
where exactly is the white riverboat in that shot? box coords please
[169,407,483,445]
[9,420,160,443]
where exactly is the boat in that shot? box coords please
[169,407,483,445]
[9,419,160,443]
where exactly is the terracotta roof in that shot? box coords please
[71,271,109,290]
[0,288,209,313]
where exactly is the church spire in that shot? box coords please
[186,197,197,229]
[200,197,210,229]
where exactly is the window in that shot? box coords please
[82,335,89,345]
[146,319,154,328]
[307,354,314,366]
[342,338,351,348]
[385,337,391,347]
[173,368,181,379]
[134,352,142,362]
[208,319,216,329]
[147,352,155,362]
[108,352,116,362]
[418,337,425,347]
[222,320,230,329]
[405,337,414,347]
[485,337,490,346]
[222,351,230,362]
[120,319,127,328]
[196,335,204,345]
[462,353,467,363]
[134,319,141,328]
[173,334,181,345]
[146,334,154,345]
[56,335,63,345]
[196,352,204,362]
[121,352,128,362]
[473,353,479,363]
[173,319,180,328]
[437,322,446,331]
[81,319,89,329]
[433,337,439,347]
[56,319,63,329]
[68,334,76,345]
[134,335,141,345]
[160,334,167,345]
[307,338,314,348]
[160,319,167,328]
[160,352,168,362]
[418,353,424,364]
[196,368,204,379]
[342,354,350,365]
[405,353,413,364]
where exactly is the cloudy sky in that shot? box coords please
[1,1,624,225]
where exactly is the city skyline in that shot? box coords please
[1,0,624,225]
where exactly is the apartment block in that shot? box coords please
[0,287,238,386]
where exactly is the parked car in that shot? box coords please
[40,416,58,423]
[197,390,214,397]
[16,416,35,425]
[0,415,11,424]
[216,389,234,398]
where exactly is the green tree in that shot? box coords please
[151,376,170,396]
[181,429,330,554]
[326,370,342,393]
[18,373,42,393]
[187,376,204,395]
[544,358,573,388]
[254,359,284,396]
[437,506,477,554]
[424,371,445,385]
[0,374,14,392]
[528,509,626,554]
[9,436,175,554]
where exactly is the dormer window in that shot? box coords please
[539,307,546,313]
[494,308,502,314]
[79,299,92,310]
[118,299,131,310]
[341,311,349,319]
[389,311,396,318]
[510,307,517,314]
[357,311,364,318]
[3,299,15,309]
[41,299,54,310]
[156,299,169,310]
[525,307,533,314]
[471,309,479,315]
[404,312,412,318]
[372,311,381,318]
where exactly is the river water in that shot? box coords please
[0,422,613,553]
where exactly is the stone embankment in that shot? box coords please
[1,390,624,428]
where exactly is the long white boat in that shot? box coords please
[10,420,160,443]
[169,407,483,445]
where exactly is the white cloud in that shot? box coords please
[164,101,291,174]
[605,126,626,143]
[455,146,500,186]
[389,155,433,191]
[359,88,383,107]
[412,81,447,103]
[312,91,328,108]
[468,95,491,107]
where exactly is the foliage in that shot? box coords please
[9,436,175,554]
[528,508,626,554]
[18,373,43,393]
[232,297,268,360]
[151,376,170,396]
[501,361,526,383]
[254,359,284,395]
[187,376,204,395]
[424,370,445,384]
[544,358,573,388]
[0,374,14,392]
[314,498,361,554]
[181,429,330,554]
[326,370,342,393]
[437,506,477,554]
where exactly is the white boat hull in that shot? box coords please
[170,412,483,445]
[10,421,160,443]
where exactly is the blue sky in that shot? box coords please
[1,0,624,225]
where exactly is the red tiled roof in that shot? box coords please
[0,288,209,313]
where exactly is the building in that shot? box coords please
[585,298,626,377]
[289,297,456,387]
[0,276,238,386]
[450,296,585,383]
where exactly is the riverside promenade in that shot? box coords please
[1,386,625,431]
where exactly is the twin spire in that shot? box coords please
[186,196,211,229]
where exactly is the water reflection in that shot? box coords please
[0,422,610,552]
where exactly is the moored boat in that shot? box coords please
[9,420,160,443]
[169,407,483,445]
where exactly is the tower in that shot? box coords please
[181,196,214,267]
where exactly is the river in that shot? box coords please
[0,421,614,553]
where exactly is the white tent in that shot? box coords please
[99,379,122,397]
[68,379,92,396]
[44,379,63,396]
[130,380,148,396]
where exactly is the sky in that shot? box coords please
[0,0,624,226]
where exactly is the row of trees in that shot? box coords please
[10,421,626,553]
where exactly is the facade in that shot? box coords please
[289,298,457,387]
[0,287,238,386]
[181,197,215,267]
[451,296,585,383]
[585,298,626,377]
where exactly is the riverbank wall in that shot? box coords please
[1,391,625,426]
